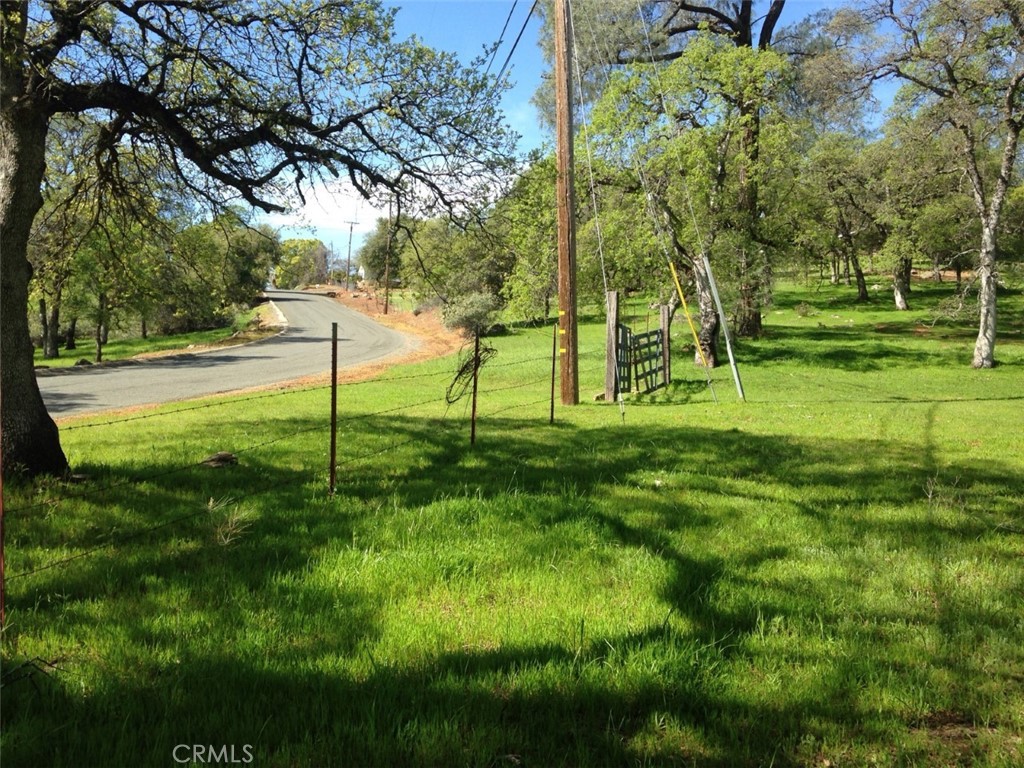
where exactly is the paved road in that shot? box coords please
[38,290,412,417]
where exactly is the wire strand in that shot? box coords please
[484,0,520,78]
[494,0,540,86]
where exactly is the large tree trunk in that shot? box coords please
[966,127,1017,368]
[893,256,912,311]
[95,293,108,363]
[972,223,998,368]
[692,257,720,368]
[734,282,763,336]
[64,317,78,350]
[734,248,764,336]
[734,102,765,339]
[39,295,62,359]
[849,250,869,302]
[962,89,1019,367]
[38,297,50,355]
[1,85,68,477]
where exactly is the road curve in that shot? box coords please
[37,289,412,417]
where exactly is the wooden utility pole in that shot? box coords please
[383,199,392,315]
[344,220,357,290]
[554,0,579,405]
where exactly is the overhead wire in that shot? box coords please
[572,0,718,401]
[493,0,540,87]
[484,0,520,78]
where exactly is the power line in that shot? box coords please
[494,0,539,87]
[484,0,520,78]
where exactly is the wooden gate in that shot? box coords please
[605,292,671,399]
[616,324,668,395]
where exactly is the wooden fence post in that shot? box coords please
[471,333,480,445]
[605,290,618,402]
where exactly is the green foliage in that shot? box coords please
[494,155,559,323]
[26,120,279,347]
[400,218,512,334]
[576,158,662,297]
[441,291,501,336]
[398,218,455,302]
[156,217,280,335]
[275,238,328,290]
[1000,185,1024,261]
[586,30,792,322]
[356,218,406,286]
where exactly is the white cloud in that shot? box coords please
[260,181,393,257]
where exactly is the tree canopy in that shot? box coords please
[1,0,518,477]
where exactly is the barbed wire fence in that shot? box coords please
[4,309,1001,693]
[2,325,609,599]
[5,308,952,606]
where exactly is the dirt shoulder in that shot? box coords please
[125,302,285,362]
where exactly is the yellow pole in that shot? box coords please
[669,261,718,403]
[669,261,711,370]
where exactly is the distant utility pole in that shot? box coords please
[554,0,579,405]
[383,199,393,315]
[344,220,357,290]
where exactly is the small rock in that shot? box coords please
[201,451,238,467]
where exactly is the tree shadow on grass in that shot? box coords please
[3,413,1023,766]
[738,326,973,371]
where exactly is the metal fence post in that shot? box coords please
[329,322,338,495]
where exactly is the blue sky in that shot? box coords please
[269,0,842,258]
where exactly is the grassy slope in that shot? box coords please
[3,279,1022,767]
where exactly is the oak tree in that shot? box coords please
[537,0,789,339]
[844,0,1024,366]
[1,0,516,476]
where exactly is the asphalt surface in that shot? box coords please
[37,289,412,417]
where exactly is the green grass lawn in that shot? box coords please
[3,279,1023,767]
[32,307,271,369]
